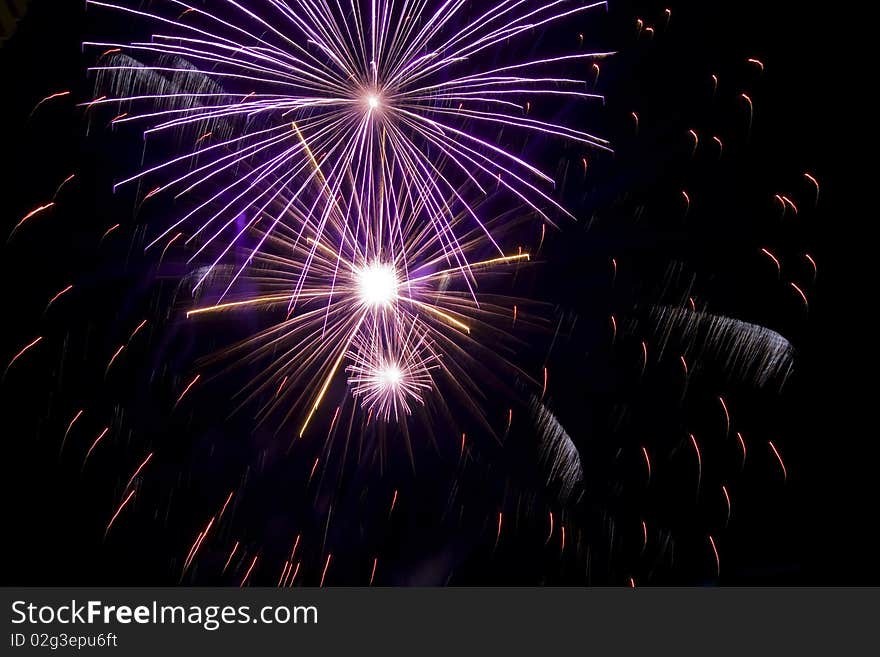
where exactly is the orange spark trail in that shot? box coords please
[629,577,636,588]
[320,554,332,587]
[541,367,548,399]
[222,542,240,574]
[737,432,747,468]
[174,374,201,407]
[53,174,76,199]
[46,284,73,310]
[129,319,148,340]
[370,557,378,585]
[690,433,702,494]
[804,254,818,282]
[84,426,110,465]
[688,129,699,156]
[641,520,648,553]
[289,562,301,587]
[560,525,566,555]
[5,336,43,375]
[768,440,788,482]
[712,136,723,157]
[747,58,765,72]
[30,90,70,116]
[218,490,235,520]
[308,457,320,484]
[680,355,689,376]
[760,248,781,275]
[546,511,554,544]
[781,195,798,215]
[389,490,399,517]
[804,172,820,204]
[610,315,617,342]
[105,490,136,536]
[641,446,652,484]
[11,203,54,234]
[708,535,720,576]
[721,485,731,526]
[495,511,503,549]
[640,340,648,375]
[790,282,809,310]
[106,344,125,373]
[61,409,84,454]
[123,452,153,492]
[100,224,120,241]
[718,395,730,435]
[240,555,258,587]
[681,190,690,214]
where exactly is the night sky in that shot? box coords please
[1,1,863,585]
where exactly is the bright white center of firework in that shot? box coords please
[377,365,403,388]
[366,94,380,109]
[356,262,398,307]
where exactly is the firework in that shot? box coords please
[84,0,610,295]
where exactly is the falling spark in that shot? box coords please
[222,542,240,574]
[718,395,731,436]
[790,282,809,310]
[370,557,378,585]
[320,554,332,587]
[737,432,747,469]
[105,490,136,536]
[768,440,788,482]
[84,426,110,466]
[61,409,84,455]
[641,446,652,484]
[721,485,732,526]
[11,203,54,236]
[174,374,201,407]
[5,336,44,377]
[747,58,765,72]
[123,452,153,492]
[760,248,781,275]
[690,433,702,495]
[708,535,720,576]
[30,90,71,116]
[45,285,73,312]
[240,555,259,587]
[804,172,820,204]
